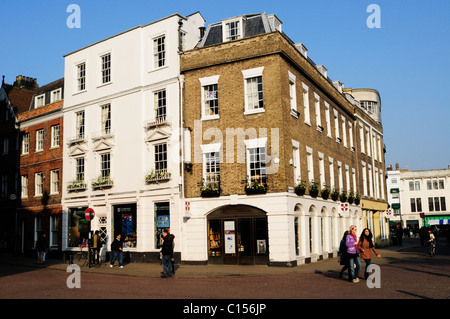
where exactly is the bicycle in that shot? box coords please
[70,246,89,266]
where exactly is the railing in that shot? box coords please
[145,169,171,183]
[67,180,87,191]
[91,129,114,141]
[92,177,114,189]
[67,133,86,145]
[144,116,171,130]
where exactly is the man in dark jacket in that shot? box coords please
[109,234,123,268]
[161,229,174,278]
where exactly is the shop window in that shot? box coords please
[67,207,89,247]
[114,204,137,248]
[154,202,170,249]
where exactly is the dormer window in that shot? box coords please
[222,17,244,42]
[35,94,45,108]
[51,88,62,103]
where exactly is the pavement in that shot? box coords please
[0,237,438,278]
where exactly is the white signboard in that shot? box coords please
[224,221,236,254]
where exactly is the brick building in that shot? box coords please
[180,13,388,266]
[0,75,38,251]
[17,78,64,256]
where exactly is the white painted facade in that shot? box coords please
[386,165,450,228]
[62,13,205,258]
[182,193,362,265]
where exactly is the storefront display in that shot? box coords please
[67,207,88,247]
[114,204,137,248]
[155,202,170,249]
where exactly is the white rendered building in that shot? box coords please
[62,13,205,261]
[386,163,450,230]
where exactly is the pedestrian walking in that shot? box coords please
[36,233,48,264]
[358,228,381,279]
[338,231,349,278]
[110,234,123,268]
[161,229,174,278]
[346,225,361,283]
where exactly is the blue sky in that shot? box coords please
[1,0,449,171]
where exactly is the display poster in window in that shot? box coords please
[224,221,236,254]
[157,215,170,228]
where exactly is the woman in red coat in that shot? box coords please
[358,228,381,279]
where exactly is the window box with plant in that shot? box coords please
[354,193,361,205]
[67,180,87,191]
[321,186,330,200]
[348,191,355,204]
[339,190,348,202]
[294,181,306,196]
[308,181,319,198]
[145,169,171,183]
[245,176,268,195]
[331,188,340,201]
[92,176,114,189]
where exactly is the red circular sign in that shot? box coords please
[85,208,95,220]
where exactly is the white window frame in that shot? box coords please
[200,75,220,120]
[36,129,44,152]
[35,172,43,197]
[244,138,267,184]
[329,157,335,190]
[50,88,62,103]
[50,169,59,194]
[35,94,45,108]
[306,146,314,183]
[101,104,112,135]
[292,140,301,184]
[324,101,331,138]
[51,125,60,148]
[22,133,29,155]
[314,92,322,132]
[222,17,244,42]
[21,175,28,198]
[242,67,264,115]
[359,124,365,154]
[200,143,221,188]
[341,115,347,148]
[288,71,298,117]
[75,111,85,139]
[76,62,86,92]
[333,109,340,143]
[75,157,85,182]
[100,52,111,85]
[153,35,166,69]
[302,83,311,125]
[318,152,325,188]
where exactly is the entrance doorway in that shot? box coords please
[207,205,268,265]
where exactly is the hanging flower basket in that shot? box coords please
[348,191,355,204]
[331,188,340,201]
[339,191,348,203]
[294,182,306,196]
[308,181,319,198]
[354,193,361,205]
[321,187,330,200]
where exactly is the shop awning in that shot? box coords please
[391,203,400,209]
[390,188,399,193]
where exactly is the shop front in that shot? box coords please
[207,205,268,265]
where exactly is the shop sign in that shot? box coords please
[224,221,236,254]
